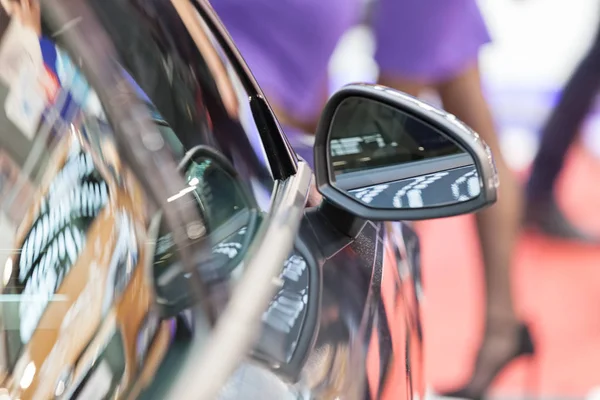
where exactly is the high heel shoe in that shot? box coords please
[439,323,536,400]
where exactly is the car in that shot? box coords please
[0,0,498,399]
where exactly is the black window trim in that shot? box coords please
[191,0,298,180]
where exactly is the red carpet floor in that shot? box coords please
[418,143,600,398]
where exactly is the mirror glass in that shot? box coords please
[328,97,481,209]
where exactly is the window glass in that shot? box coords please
[86,0,274,208]
[0,0,278,397]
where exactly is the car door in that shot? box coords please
[295,211,423,400]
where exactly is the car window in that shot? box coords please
[0,0,279,398]
[86,0,274,206]
[85,0,277,300]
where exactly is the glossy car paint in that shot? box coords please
[0,1,425,399]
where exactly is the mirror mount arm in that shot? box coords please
[317,199,367,238]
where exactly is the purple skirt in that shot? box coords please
[373,0,491,81]
[212,0,362,123]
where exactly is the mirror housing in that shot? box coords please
[314,84,499,221]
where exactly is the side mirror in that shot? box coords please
[313,84,499,221]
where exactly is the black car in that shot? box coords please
[0,0,498,399]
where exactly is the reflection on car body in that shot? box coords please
[1,132,173,400]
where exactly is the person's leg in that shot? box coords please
[374,1,524,397]
[525,24,600,240]
[380,68,523,397]
[437,64,521,326]
[437,65,529,394]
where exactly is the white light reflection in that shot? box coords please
[54,380,65,397]
[20,362,36,389]
[3,258,12,286]
[167,186,196,203]
[0,294,68,302]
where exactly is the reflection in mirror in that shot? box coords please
[153,148,259,315]
[328,97,481,209]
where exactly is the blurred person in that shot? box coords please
[524,14,600,242]
[1,0,40,34]
[212,0,531,399]
[1,0,100,137]
[2,0,74,109]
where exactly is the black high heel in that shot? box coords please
[439,324,536,400]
